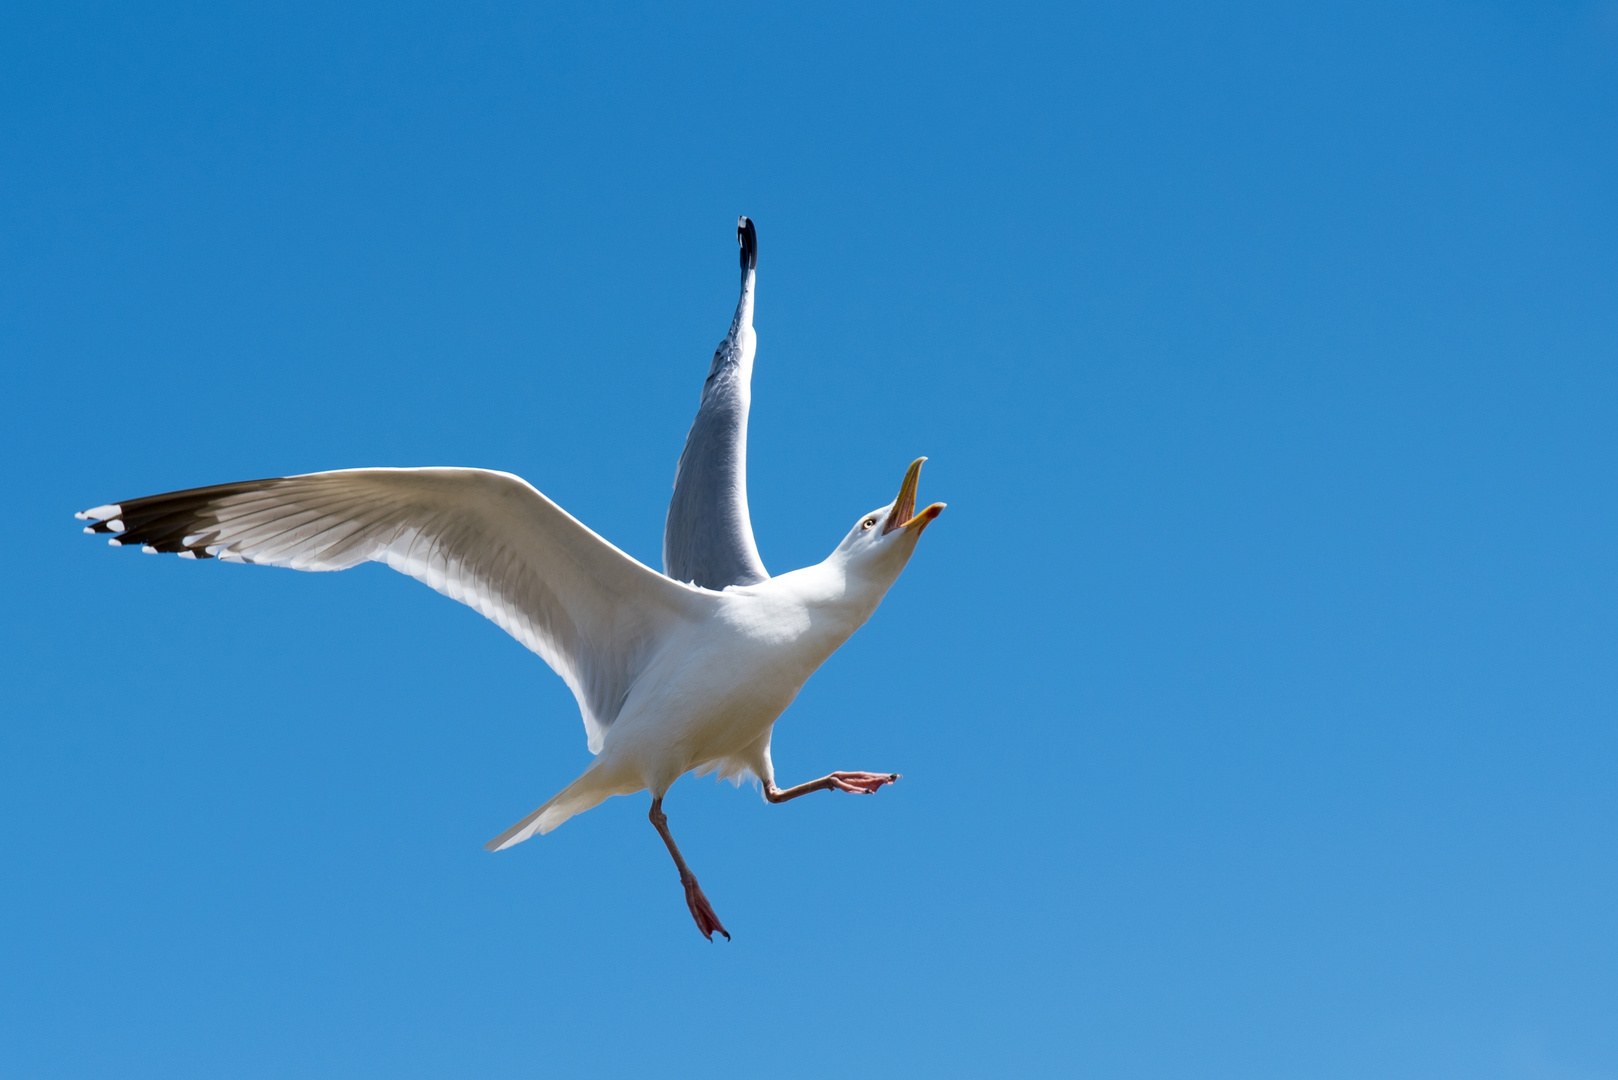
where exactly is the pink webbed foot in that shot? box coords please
[649,796,731,941]
[765,771,902,803]
[681,872,730,942]
[828,771,901,794]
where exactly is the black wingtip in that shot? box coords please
[737,216,757,273]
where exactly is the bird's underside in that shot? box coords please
[76,217,921,941]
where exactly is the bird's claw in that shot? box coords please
[828,771,901,795]
[681,872,730,941]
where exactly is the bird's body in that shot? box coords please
[514,552,889,843]
[78,217,944,938]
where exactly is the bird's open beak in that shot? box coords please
[883,457,947,535]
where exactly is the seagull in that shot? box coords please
[76,217,945,940]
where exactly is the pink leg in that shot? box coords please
[764,771,901,804]
[649,797,730,941]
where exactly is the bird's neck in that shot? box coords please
[772,550,898,627]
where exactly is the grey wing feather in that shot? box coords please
[663,216,770,590]
[80,468,711,752]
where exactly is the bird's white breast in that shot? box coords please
[599,561,880,790]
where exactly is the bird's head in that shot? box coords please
[836,457,946,581]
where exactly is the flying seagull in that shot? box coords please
[76,217,944,940]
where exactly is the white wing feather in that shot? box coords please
[80,467,711,751]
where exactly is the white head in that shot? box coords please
[833,457,946,584]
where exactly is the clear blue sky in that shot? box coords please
[3,3,1616,1076]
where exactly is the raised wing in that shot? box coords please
[78,468,710,752]
[662,215,770,590]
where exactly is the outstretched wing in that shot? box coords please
[662,215,770,590]
[78,467,710,752]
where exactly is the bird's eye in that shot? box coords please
[862,518,877,530]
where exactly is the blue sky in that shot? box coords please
[3,2,1617,1076]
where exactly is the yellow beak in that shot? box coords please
[882,457,947,535]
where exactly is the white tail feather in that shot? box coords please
[485,764,625,851]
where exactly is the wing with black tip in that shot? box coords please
[78,467,712,752]
[662,215,770,590]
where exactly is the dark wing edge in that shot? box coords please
[78,479,279,559]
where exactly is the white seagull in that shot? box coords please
[76,217,945,939]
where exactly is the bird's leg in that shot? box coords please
[763,772,900,804]
[649,797,730,942]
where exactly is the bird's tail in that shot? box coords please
[484,763,624,852]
